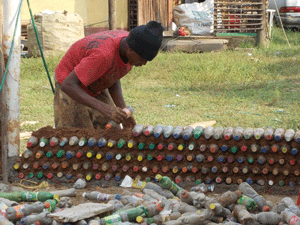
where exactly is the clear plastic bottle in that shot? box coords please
[282,197,300,217]
[39,137,49,147]
[218,190,242,207]
[233,205,255,224]
[213,127,224,140]
[26,136,38,147]
[69,136,79,146]
[163,125,174,139]
[143,125,154,137]
[252,211,282,224]
[295,130,300,143]
[49,137,59,147]
[254,128,264,140]
[182,126,194,140]
[285,128,296,142]
[6,202,50,221]
[274,128,285,141]
[209,202,231,217]
[59,137,69,147]
[172,125,184,139]
[233,126,244,141]
[20,211,52,225]
[78,137,87,147]
[0,214,13,225]
[264,127,274,140]
[153,124,164,138]
[281,208,300,225]
[224,127,234,140]
[244,127,254,139]
[144,182,174,199]
[132,124,144,137]
[204,126,214,139]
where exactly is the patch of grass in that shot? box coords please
[20,27,300,140]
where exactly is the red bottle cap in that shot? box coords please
[207,156,213,162]
[290,160,296,165]
[262,168,268,174]
[133,166,139,172]
[157,155,163,161]
[175,176,181,183]
[50,141,56,146]
[268,158,275,164]
[47,173,53,179]
[18,173,24,179]
[168,144,174,151]
[192,167,198,173]
[157,144,164,150]
[241,146,247,151]
[76,152,82,158]
[152,166,158,173]
[144,130,150,136]
[263,206,271,211]
[224,134,231,140]
[95,174,101,179]
[162,166,168,173]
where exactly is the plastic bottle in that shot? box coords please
[69,136,79,146]
[143,214,169,224]
[237,195,256,210]
[141,124,153,137]
[285,128,296,142]
[204,126,214,139]
[254,128,264,140]
[144,182,174,199]
[22,149,33,159]
[281,208,300,225]
[244,127,254,139]
[294,130,300,143]
[209,202,231,217]
[0,214,13,225]
[155,174,183,195]
[188,142,196,151]
[282,197,300,217]
[218,190,242,207]
[58,137,68,147]
[233,127,244,141]
[142,189,167,202]
[132,124,144,137]
[153,124,164,138]
[182,126,194,140]
[78,137,87,147]
[97,137,107,148]
[213,127,224,140]
[100,212,129,225]
[264,127,274,140]
[163,125,174,139]
[35,150,45,159]
[56,149,65,158]
[105,106,134,129]
[273,127,285,141]
[20,191,54,202]
[233,205,255,224]
[224,127,234,140]
[146,202,164,217]
[116,206,148,222]
[82,191,121,201]
[20,211,53,225]
[252,211,282,224]
[107,140,116,148]
[193,126,203,139]
[171,125,184,139]
[27,136,38,147]
[6,202,50,221]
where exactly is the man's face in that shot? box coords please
[127,49,148,67]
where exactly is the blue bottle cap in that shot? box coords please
[66,152,73,159]
[221,145,227,152]
[218,157,224,163]
[292,148,298,155]
[246,178,253,184]
[275,135,281,141]
[98,142,104,148]
[115,194,121,200]
[115,176,121,181]
[166,155,173,162]
[261,147,268,153]
[237,157,244,163]
[234,135,240,141]
[154,133,161,138]
[88,141,94,147]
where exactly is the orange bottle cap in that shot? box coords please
[45,202,50,208]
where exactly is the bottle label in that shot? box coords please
[24,192,38,201]
[97,193,110,201]
[104,214,121,224]
[15,205,25,218]
[290,215,300,225]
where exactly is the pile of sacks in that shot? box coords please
[0,176,300,225]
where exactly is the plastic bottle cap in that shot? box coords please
[95,174,101,179]
[105,123,112,129]
[263,206,270,211]
[128,142,134,148]
[87,152,93,158]
[155,174,162,181]
[149,143,155,149]
[209,203,216,210]
[19,173,24,179]
[182,167,188,173]
[45,202,50,208]
[137,156,143,161]
[136,216,144,223]
[96,154,102,159]
[241,146,247,151]
[178,144,184,150]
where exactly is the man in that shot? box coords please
[54,21,163,129]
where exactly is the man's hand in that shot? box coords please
[122,117,136,129]
[109,107,128,124]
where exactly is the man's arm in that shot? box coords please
[108,80,136,128]
[61,70,127,124]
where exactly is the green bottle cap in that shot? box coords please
[231,146,238,153]
[196,179,201,185]
[138,143,145,150]
[248,157,254,163]
[147,154,153,160]
[57,149,65,158]
[145,177,151,182]
[46,151,53,158]
[117,139,126,148]
[279,181,284,186]
[37,172,43,179]
[149,143,155,150]
[28,172,34,178]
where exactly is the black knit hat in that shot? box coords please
[127,21,163,61]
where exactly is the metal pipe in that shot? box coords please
[2,0,21,167]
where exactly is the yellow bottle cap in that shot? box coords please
[155,174,162,181]
[197,210,201,214]
[136,216,144,223]
[108,142,113,147]
[87,152,92,158]
[86,174,92,181]
[173,196,180,200]
[13,164,19,170]
[128,142,133,148]
[137,156,143,161]
[173,168,178,173]
[96,154,102,159]
[209,203,216,210]
[178,145,184,150]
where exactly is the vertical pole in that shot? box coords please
[109,0,116,30]
[1,0,21,183]
[257,0,268,47]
